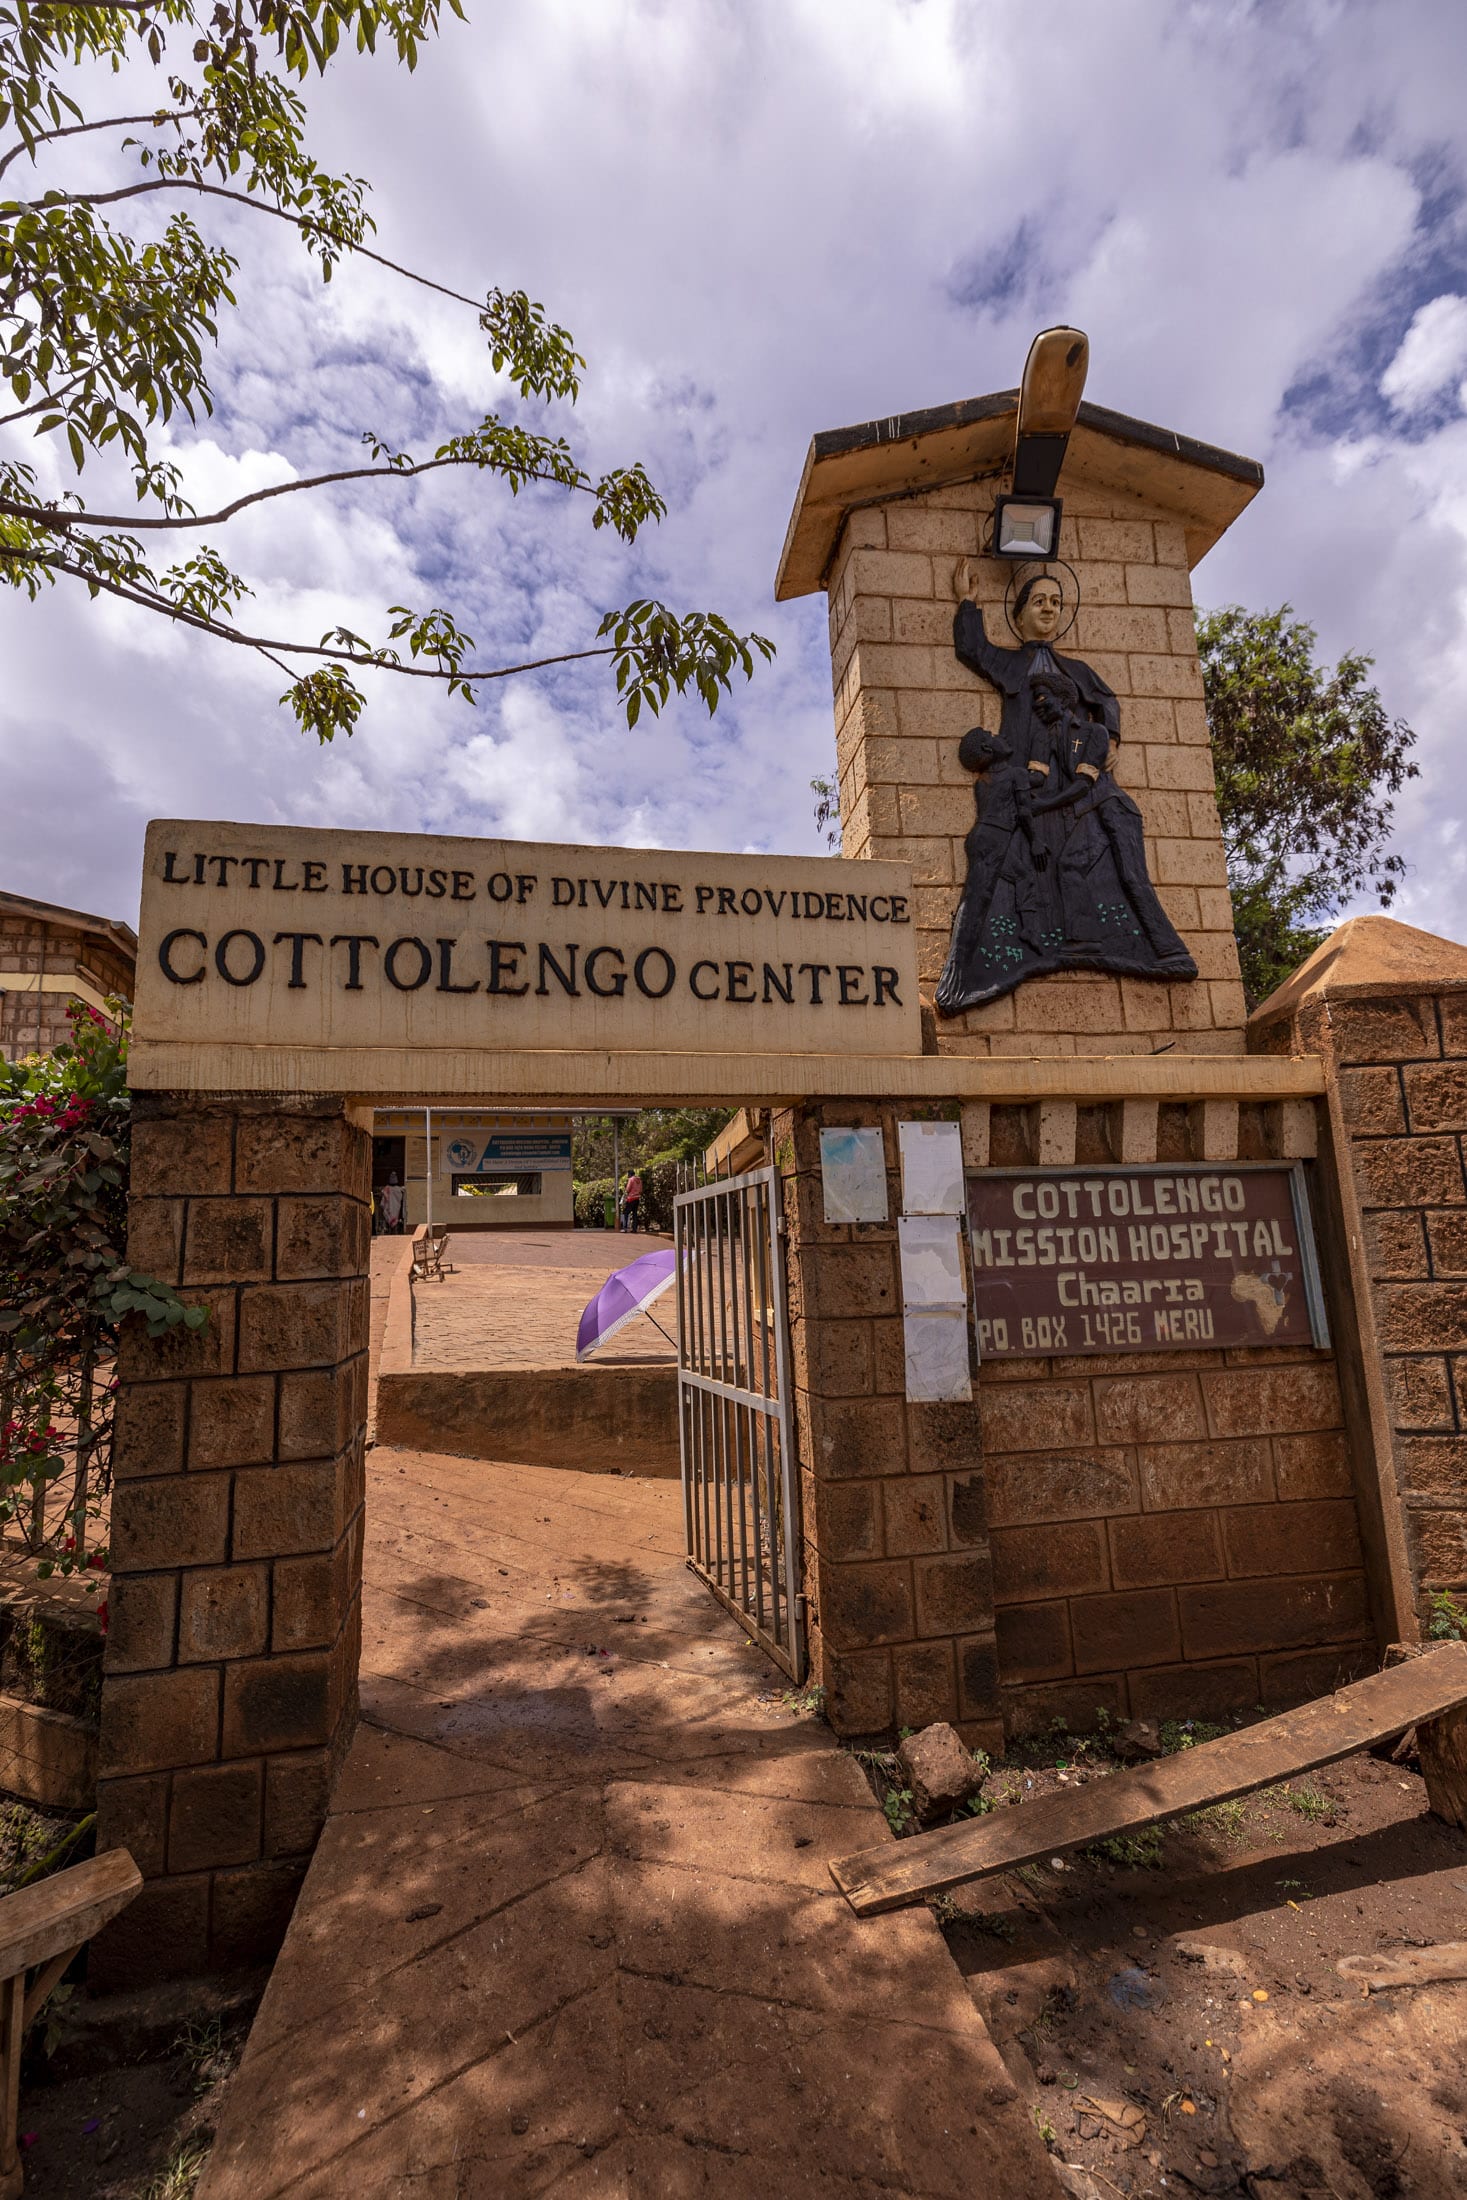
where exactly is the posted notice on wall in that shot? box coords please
[899,1214,972,1403]
[968,1164,1327,1360]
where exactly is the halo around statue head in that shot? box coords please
[1003,559,1081,643]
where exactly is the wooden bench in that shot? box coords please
[0,1847,141,2195]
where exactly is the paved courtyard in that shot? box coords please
[197,1444,1054,2197]
[408,1226,678,1372]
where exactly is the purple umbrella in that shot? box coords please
[576,1248,679,1360]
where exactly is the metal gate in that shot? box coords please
[673,1165,805,1679]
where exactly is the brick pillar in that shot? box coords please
[779,1103,1003,1751]
[93,1095,370,1984]
[1255,978,1467,1638]
[824,492,1247,1057]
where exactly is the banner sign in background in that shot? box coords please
[443,1133,572,1173]
[967,1164,1328,1360]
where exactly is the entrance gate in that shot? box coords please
[673,1166,805,1680]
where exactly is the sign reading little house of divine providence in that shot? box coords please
[968,1165,1327,1360]
[132,822,921,1066]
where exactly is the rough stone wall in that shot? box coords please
[784,1092,1375,1745]
[826,486,1246,1056]
[983,1349,1369,1734]
[0,915,134,1058]
[965,1094,1374,1730]
[779,1102,1004,1751]
[1268,989,1467,1625]
[93,1094,369,1984]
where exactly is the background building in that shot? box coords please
[0,889,136,1061]
[372,1109,575,1229]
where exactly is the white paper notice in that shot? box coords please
[903,1310,972,1402]
[898,1216,967,1310]
[899,1216,971,1401]
[898,1120,964,1215]
[819,1126,889,1224]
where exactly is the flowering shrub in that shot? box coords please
[0,1003,203,1578]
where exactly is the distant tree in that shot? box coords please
[1198,605,1418,1009]
[0,0,772,741]
[810,774,841,851]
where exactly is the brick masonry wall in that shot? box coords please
[825,487,1246,1057]
[92,1094,370,1985]
[784,1094,1375,1746]
[1260,988,1467,1622]
[983,1347,1369,1735]
[0,916,134,1059]
[780,1102,1004,1749]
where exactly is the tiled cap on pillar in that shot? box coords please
[779,333,1265,1059]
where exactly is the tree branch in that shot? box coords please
[0,370,93,429]
[0,110,198,184]
[0,450,588,532]
[0,541,617,682]
[16,176,486,313]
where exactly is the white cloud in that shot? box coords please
[5,0,1467,951]
[1381,294,1467,414]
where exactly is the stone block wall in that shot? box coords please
[826,489,1246,1056]
[0,915,134,1059]
[983,1349,1369,1734]
[93,1094,370,1984]
[784,1090,1376,1745]
[1256,986,1467,1628]
[779,1101,1004,1750]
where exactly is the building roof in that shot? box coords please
[775,388,1265,600]
[0,889,138,966]
[1250,915,1467,1029]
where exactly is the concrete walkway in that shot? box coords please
[199,1447,1055,2197]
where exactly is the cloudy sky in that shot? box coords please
[6,0,1467,937]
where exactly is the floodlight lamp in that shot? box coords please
[992,494,1062,560]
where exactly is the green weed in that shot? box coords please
[1160,1718,1230,1754]
[1284,1783,1334,1824]
[144,2140,212,2200]
[1184,1797,1249,1841]
[1427,1590,1467,1641]
[779,1681,826,1718]
[883,1787,916,1837]
[1087,1827,1165,1868]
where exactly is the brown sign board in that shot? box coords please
[967,1165,1327,1360]
[131,821,922,1080]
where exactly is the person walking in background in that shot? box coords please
[378,1172,405,1235]
[622,1169,643,1233]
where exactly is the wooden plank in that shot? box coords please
[1384,1641,1467,1829]
[830,1643,1467,1916]
[0,1848,141,1978]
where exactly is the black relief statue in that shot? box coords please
[936,573,1197,1015]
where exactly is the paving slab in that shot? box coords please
[199,1447,1056,2198]
[411,1226,677,1372]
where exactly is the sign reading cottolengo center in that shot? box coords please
[133,821,922,1068]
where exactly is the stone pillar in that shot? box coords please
[779,1103,1003,1750]
[825,495,1245,1055]
[92,1094,370,1984]
[1252,924,1467,1639]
